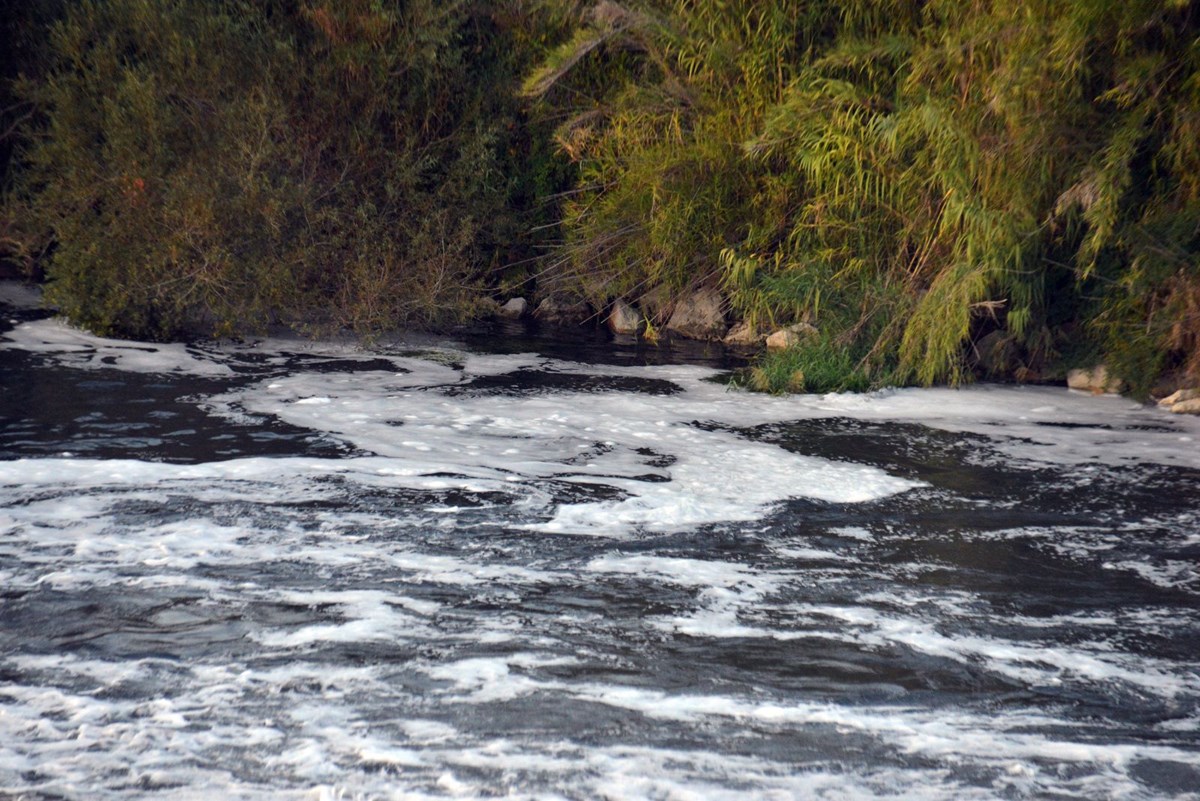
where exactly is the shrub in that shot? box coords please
[6,0,542,339]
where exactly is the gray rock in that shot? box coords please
[498,297,528,319]
[975,330,1015,376]
[607,299,641,335]
[0,280,43,310]
[534,296,590,325]
[665,288,725,340]
[766,322,818,351]
[638,285,673,325]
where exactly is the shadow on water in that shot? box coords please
[448,316,750,370]
[447,369,685,397]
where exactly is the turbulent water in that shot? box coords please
[2,286,1199,800]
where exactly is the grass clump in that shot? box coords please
[742,336,872,395]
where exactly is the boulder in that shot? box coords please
[665,288,725,340]
[1170,398,1200,415]
[637,285,673,325]
[1158,388,1200,407]
[974,330,1015,376]
[722,320,762,346]
[1158,388,1200,414]
[498,297,528,319]
[607,299,641,335]
[1066,365,1123,395]
[534,296,590,326]
[766,322,818,351]
[0,281,43,310]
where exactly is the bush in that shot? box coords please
[527,0,1200,392]
[6,0,544,339]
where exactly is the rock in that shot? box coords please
[765,322,818,351]
[1170,398,1200,415]
[665,288,725,340]
[607,299,641,335]
[1158,388,1200,414]
[498,297,528,319]
[1066,365,1123,394]
[722,320,761,346]
[638,285,673,325]
[534,296,590,326]
[1158,388,1200,407]
[974,330,1015,376]
[1150,371,1185,400]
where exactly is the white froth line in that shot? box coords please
[794,603,1197,697]
[565,684,1200,767]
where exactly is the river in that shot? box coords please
[1,283,1198,800]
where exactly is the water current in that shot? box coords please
[1,283,1198,799]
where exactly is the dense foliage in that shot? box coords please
[527,0,1200,393]
[3,0,1198,393]
[2,0,560,338]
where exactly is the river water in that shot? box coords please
[1,284,1198,800]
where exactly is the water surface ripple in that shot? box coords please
[1,303,1198,800]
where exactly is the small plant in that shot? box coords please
[741,335,871,395]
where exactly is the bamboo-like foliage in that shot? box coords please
[531,0,1200,391]
[523,0,833,311]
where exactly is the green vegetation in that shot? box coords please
[527,0,1200,394]
[1,0,563,338]
[2,1,1198,393]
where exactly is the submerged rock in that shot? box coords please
[607,299,641,335]
[766,322,818,351]
[498,297,528,319]
[666,289,725,340]
[1066,365,1123,395]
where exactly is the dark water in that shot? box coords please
[1,289,1198,800]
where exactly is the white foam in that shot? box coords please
[793,384,1200,469]
[0,280,42,309]
[1,317,234,375]
[252,590,436,649]
[203,368,921,534]
[3,326,1199,800]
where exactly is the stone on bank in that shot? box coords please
[766,322,819,351]
[1159,388,1200,415]
[498,297,528,319]
[665,289,725,340]
[607,299,641,335]
[1066,365,1123,395]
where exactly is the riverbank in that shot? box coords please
[8,277,1200,413]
